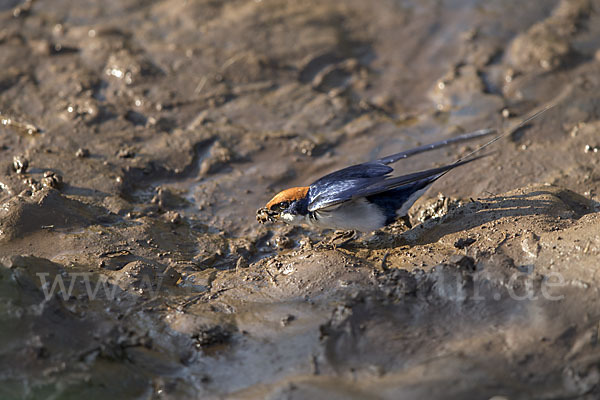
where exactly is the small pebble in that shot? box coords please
[41,171,63,189]
[12,155,28,174]
[280,314,295,327]
[117,148,135,158]
[76,148,90,158]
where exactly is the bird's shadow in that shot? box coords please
[359,188,596,251]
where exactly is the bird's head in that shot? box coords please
[256,186,309,225]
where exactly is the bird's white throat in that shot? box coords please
[281,198,386,232]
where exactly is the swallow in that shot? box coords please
[256,106,552,232]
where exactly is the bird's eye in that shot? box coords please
[271,201,290,212]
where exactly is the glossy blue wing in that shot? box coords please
[342,156,484,201]
[309,156,484,211]
[305,128,494,212]
[307,162,393,212]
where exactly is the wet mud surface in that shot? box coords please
[1,0,600,399]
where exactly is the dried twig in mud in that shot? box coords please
[1,116,40,135]
[265,267,279,287]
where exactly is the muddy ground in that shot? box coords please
[1,0,600,399]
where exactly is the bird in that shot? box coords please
[256,106,552,233]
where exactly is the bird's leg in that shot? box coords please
[399,215,412,229]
